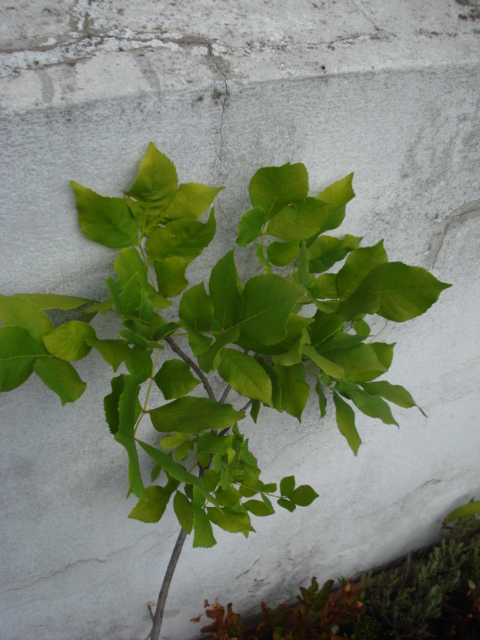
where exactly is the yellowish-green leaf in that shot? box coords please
[249,162,309,219]
[145,209,216,264]
[71,181,138,248]
[17,294,94,311]
[0,294,53,340]
[87,338,130,371]
[154,257,188,298]
[43,321,96,361]
[267,198,329,241]
[33,357,86,405]
[128,486,172,523]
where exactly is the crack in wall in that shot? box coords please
[264,432,318,470]
[207,44,230,170]
[425,199,480,270]
[0,556,108,597]
[0,530,161,598]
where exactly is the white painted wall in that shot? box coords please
[0,2,479,639]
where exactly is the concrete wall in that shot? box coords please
[1,2,479,639]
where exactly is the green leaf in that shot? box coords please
[337,382,398,426]
[33,358,86,405]
[126,143,178,226]
[308,235,361,273]
[193,507,217,547]
[0,294,53,340]
[315,173,355,233]
[280,475,295,496]
[187,328,212,357]
[360,262,452,322]
[87,338,130,371]
[137,440,219,508]
[236,206,268,247]
[445,501,480,524]
[113,375,144,499]
[322,343,388,381]
[104,376,126,434]
[150,463,162,482]
[274,364,310,421]
[173,491,194,533]
[361,380,426,416]
[150,397,245,435]
[307,274,338,299]
[160,432,190,450]
[277,497,296,512]
[43,321,96,361]
[197,434,235,455]
[333,392,361,456]
[345,342,395,383]
[119,276,142,316]
[16,294,94,311]
[216,486,242,508]
[290,485,319,507]
[250,400,260,423]
[161,183,223,223]
[209,251,244,331]
[207,507,253,534]
[115,432,146,500]
[315,380,327,417]
[218,349,272,405]
[308,311,344,348]
[0,326,46,391]
[178,283,214,332]
[145,209,216,264]
[238,274,302,345]
[249,162,309,219]
[197,327,240,373]
[244,499,274,517]
[252,244,270,276]
[154,257,188,298]
[337,241,388,300]
[266,241,300,266]
[267,198,329,241]
[105,277,124,314]
[70,181,138,248]
[118,375,141,436]
[154,359,200,399]
[114,248,147,289]
[128,486,172,523]
[126,346,152,382]
[302,344,345,379]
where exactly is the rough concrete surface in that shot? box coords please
[0,1,479,639]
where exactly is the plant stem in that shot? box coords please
[150,527,188,640]
[219,384,231,404]
[165,337,216,401]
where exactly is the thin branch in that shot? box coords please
[150,528,188,640]
[165,337,216,401]
[240,399,253,414]
[219,384,232,404]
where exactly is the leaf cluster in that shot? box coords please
[0,143,450,548]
